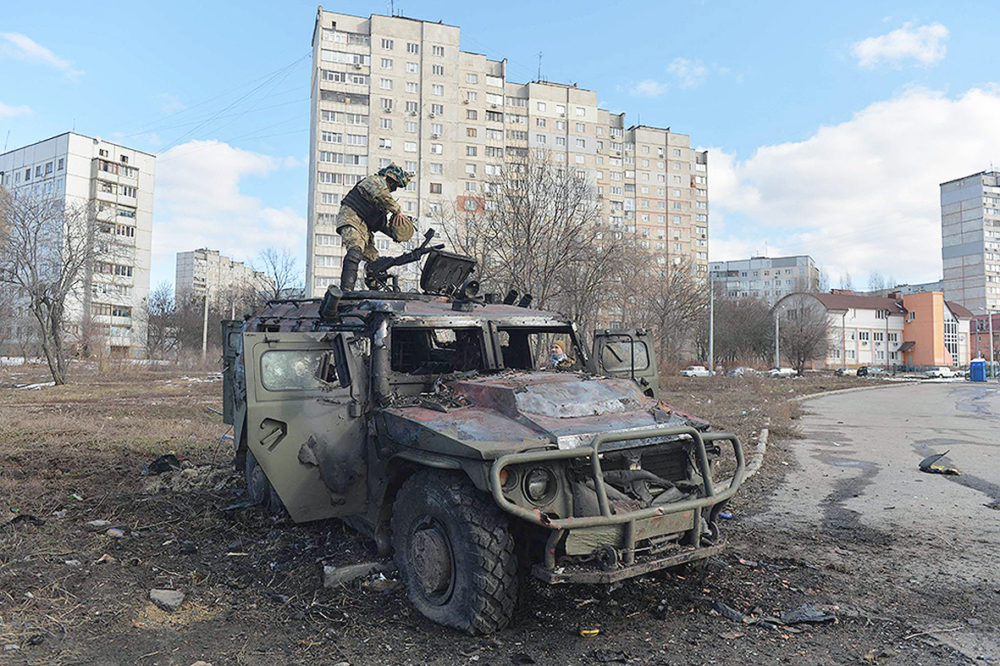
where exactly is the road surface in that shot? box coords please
[753,381,1000,663]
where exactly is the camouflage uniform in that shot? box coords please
[336,174,414,261]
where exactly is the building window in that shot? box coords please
[381,38,394,49]
[466,127,477,137]
[379,78,392,90]
[379,138,392,149]
[380,118,393,129]
[432,64,444,76]
[430,162,443,174]
[466,145,477,156]
[430,182,442,193]
[380,58,393,69]
[432,45,445,57]
[406,61,418,73]
[432,84,444,96]
[381,98,393,112]
[405,101,419,113]
[430,143,443,154]
[406,42,418,54]
[466,109,478,120]
[406,81,418,93]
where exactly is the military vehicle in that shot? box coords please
[221,232,745,634]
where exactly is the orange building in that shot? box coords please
[899,293,972,368]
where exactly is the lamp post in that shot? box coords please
[774,312,780,369]
[201,288,210,361]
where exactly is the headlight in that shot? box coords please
[523,468,556,504]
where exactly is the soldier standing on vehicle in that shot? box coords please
[336,164,415,290]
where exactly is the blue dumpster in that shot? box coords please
[970,358,987,382]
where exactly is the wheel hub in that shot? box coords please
[410,521,454,602]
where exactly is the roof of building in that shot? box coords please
[946,301,974,318]
[812,292,907,314]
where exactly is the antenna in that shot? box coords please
[537,52,542,81]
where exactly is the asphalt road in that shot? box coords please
[754,381,1000,663]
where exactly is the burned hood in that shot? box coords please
[379,372,706,458]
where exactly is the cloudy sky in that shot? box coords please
[2,1,999,289]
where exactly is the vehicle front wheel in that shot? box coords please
[391,470,518,635]
[244,448,284,515]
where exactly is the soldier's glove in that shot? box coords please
[389,213,415,243]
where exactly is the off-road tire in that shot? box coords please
[245,449,284,515]
[391,470,518,635]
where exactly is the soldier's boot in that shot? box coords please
[340,247,362,291]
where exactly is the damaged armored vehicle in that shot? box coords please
[221,232,745,634]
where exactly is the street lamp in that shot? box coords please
[708,271,715,375]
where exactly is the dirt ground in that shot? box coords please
[0,364,969,665]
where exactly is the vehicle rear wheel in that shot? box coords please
[391,470,518,635]
[245,449,284,515]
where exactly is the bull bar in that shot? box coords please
[489,426,745,582]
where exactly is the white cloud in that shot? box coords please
[709,86,1000,283]
[0,100,31,118]
[152,140,305,285]
[667,57,707,88]
[0,32,83,77]
[852,22,948,68]
[630,79,669,98]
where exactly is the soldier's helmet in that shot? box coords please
[378,163,412,188]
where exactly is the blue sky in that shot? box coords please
[3,1,1000,290]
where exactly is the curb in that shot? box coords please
[743,427,768,481]
[791,380,921,403]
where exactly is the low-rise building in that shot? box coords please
[774,289,971,370]
[970,312,1000,362]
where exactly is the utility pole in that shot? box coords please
[201,289,210,361]
[774,314,780,369]
[708,276,715,374]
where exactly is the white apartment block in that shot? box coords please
[940,170,1000,314]
[175,248,273,306]
[0,132,154,357]
[709,255,820,305]
[306,9,709,297]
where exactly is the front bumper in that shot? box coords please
[489,426,744,583]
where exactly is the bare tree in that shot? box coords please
[146,282,178,359]
[628,261,708,363]
[441,152,603,311]
[0,189,99,384]
[255,248,300,301]
[706,294,774,366]
[776,294,830,376]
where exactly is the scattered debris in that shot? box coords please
[2,513,45,528]
[106,527,126,538]
[94,553,116,565]
[719,511,733,519]
[779,604,837,625]
[918,451,960,476]
[511,654,536,665]
[69,493,84,502]
[322,562,383,588]
[149,589,185,612]
[142,453,183,476]
[578,628,601,638]
[3,644,19,652]
[52,509,68,518]
[711,601,746,623]
[588,648,628,663]
[85,519,112,531]
[64,559,82,567]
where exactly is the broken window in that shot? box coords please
[390,327,486,374]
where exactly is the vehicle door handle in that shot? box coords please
[259,418,287,450]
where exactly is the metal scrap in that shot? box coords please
[918,451,960,476]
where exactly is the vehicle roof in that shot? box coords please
[244,293,574,332]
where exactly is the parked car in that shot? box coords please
[857,366,887,377]
[834,367,857,377]
[728,366,758,377]
[680,365,712,377]
[925,366,958,378]
[767,367,796,378]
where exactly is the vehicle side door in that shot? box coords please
[221,320,244,426]
[243,330,368,522]
[590,329,660,399]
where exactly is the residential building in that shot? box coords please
[940,170,1000,314]
[970,312,1000,362]
[0,132,154,357]
[709,255,820,305]
[175,248,273,307]
[306,9,709,296]
[774,290,971,370]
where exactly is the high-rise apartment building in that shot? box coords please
[709,255,820,304]
[306,9,709,297]
[0,132,154,357]
[175,248,273,306]
[940,170,1000,314]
